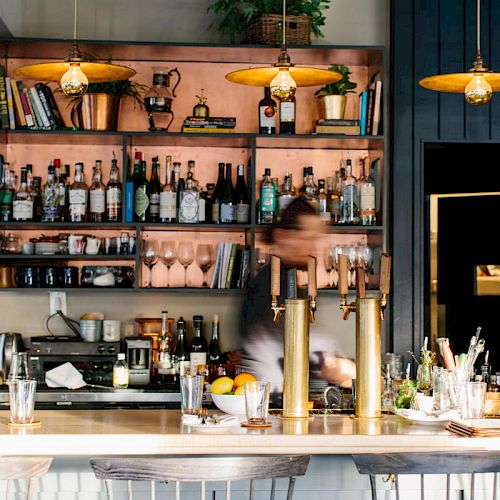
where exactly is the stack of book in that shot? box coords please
[210,243,250,289]
[358,71,383,136]
[182,116,236,133]
[0,66,65,131]
[315,119,360,135]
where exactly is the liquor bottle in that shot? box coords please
[89,160,106,222]
[338,162,346,224]
[327,176,341,225]
[220,163,236,223]
[317,179,331,224]
[53,159,66,222]
[259,87,277,134]
[211,162,225,224]
[279,95,296,134]
[173,317,190,376]
[31,176,43,221]
[298,167,308,198]
[381,364,395,412]
[42,164,59,222]
[134,160,149,222]
[259,168,276,224]
[208,314,222,366]
[277,171,297,219]
[190,315,208,375]
[60,163,70,222]
[125,152,140,223]
[106,152,122,222]
[205,183,215,224]
[148,157,161,222]
[235,163,250,223]
[358,157,376,226]
[179,171,200,223]
[13,168,33,221]
[0,161,13,222]
[69,162,88,222]
[342,158,359,224]
[173,162,182,219]
[301,167,319,212]
[160,155,177,223]
[113,353,129,389]
[26,164,33,191]
[157,311,175,384]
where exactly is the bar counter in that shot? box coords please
[1,410,500,456]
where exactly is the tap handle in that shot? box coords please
[356,267,366,298]
[379,253,391,296]
[271,255,281,297]
[338,254,349,296]
[307,256,317,300]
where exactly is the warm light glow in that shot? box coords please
[464,74,492,105]
[60,63,89,96]
[270,68,297,101]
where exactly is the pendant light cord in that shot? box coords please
[282,0,286,49]
[476,0,481,56]
[73,0,78,43]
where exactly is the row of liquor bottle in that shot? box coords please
[258,157,379,226]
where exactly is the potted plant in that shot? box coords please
[314,65,357,120]
[208,0,332,44]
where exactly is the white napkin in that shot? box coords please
[45,362,87,389]
[182,413,240,427]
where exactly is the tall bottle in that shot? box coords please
[157,311,175,384]
[234,163,250,223]
[205,183,215,224]
[328,175,341,225]
[43,164,59,222]
[89,160,106,222]
[13,167,33,221]
[179,171,200,223]
[0,161,13,222]
[338,161,347,224]
[173,317,190,376]
[301,167,319,212]
[125,152,140,223]
[211,162,225,224]
[220,163,236,223]
[106,152,122,222]
[160,155,177,223]
[279,96,296,134]
[358,157,376,226]
[190,315,208,375]
[69,162,88,222]
[134,160,149,222]
[31,176,43,222]
[259,168,276,224]
[277,171,297,219]
[148,157,162,222]
[317,179,331,224]
[54,159,67,222]
[259,87,277,134]
[342,158,359,224]
[208,314,222,366]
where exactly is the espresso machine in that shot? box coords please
[125,337,152,385]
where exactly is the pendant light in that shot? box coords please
[225,0,342,100]
[419,0,500,105]
[16,0,135,96]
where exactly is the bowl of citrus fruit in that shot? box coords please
[210,372,256,416]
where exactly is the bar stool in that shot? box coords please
[0,457,52,500]
[352,451,500,500]
[90,455,310,500]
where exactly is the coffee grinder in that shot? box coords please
[125,337,152,385]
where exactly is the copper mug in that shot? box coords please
[0,266,13,288]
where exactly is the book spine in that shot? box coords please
[0,66,9,130]
[372,80,383,135]
[182,127,234,134]
[24,89,38,127]
[10,79,27,127]
[26,90,42,128]
[185,116,236,123]
[359,91,368,136]
[231,247,243,289]
[42,84,65,127]
[4,77,16,130]
[35,84,56,127]
[183,123,236,129]
[366,88,375,136]
[19,91,35,128]
[238,247,250,288]
[225,244,238,289]
[317,119,360,126]
[30,87,51,128]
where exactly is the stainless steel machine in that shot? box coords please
[125,337,152,385]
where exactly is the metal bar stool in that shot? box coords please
[352,451,500,500]
[0,457,52,500]
[90,455,310,500]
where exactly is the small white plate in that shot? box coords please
[395,408,460,426]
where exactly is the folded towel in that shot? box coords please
[45,362,87,389]
[182,413,239,427]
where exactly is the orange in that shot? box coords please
[233,372,256,389]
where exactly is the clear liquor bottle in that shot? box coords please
[134,160,149,222]
[235,163,250,224]
[147,157,161,222]
[13,167,33,221]
[358,157,377,226]
[69,162,88,222]
[160,155,177,223]
[220,163,236,224]
[42,164,59,222]
[89,160,106,222]
[190,315,208,375]
[317,179,331,224]
[106,152,122,222]
[179,171,200,223]
[259,168,276,224]
[342,158,359,225]
[301,167,319,212]
[277,171,297,219]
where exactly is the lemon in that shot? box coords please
[234,385,245,395]
[233,372,256,388]
[211,376,234,395]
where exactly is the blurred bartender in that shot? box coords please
[239,199,356,395]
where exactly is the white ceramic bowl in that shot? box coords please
[211,394,246,416]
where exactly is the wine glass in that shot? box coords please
[141,240,159,288]
[178,242,195,287]
[323,246,334,287]
[358,245,374,285]
[159,241,177,288]
[332,245,343,288]
[346,244,358,288]
[196,244,215,288]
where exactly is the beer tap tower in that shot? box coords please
[271,255,317,419]
[338,252,392,419]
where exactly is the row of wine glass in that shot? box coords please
[323,244,374,287]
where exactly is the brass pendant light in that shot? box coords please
[419,0,500,105]
[16,0,135,96]
[225,0,342,100]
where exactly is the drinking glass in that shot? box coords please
[8,352,29,380]
[159,241,177,287]
[8,379,37,425]
[141,240,159,288]
[346,244,358,287]
[462,381,487,419]
[332,245,343,288]
[196,244,215,288]
[416,363,433,396]
[180,374,204,415]
[323,246,334,287]
[178,242,194,287]
[244,381,270,425]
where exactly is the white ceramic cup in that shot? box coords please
[68,235,86,255]
[102,320,121,342]
[85,237,101,255]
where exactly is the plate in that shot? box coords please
[395,408,460,426]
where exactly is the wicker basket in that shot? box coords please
[246,14,311,45]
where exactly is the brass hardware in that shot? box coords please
[383,474,396,483]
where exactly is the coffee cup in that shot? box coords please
[40,267,59,288]
[58,267,79,288]
[15,267,39,288]
[68,235,86,255]
[103,320,121,342]
[85,236,101,255]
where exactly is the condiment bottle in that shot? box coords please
[113,353,129,389]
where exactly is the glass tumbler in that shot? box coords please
[8,352,30,380]
[180,375,204,415]
[244,381,270,425]
[462,381,487,419]
[8,379,37,425]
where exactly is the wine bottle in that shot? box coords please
[147,157,161,222]
[279,96,296,134]
[106,152,122,222]
[220,163,236,223]
[211,162,225,224]
[259,87,277,134]
[208,314,222,366]
[134,159,149,222]
[235,163,250,223]
[160,155,177,223]
[125,152,140,223]
[189,315,208,375]
[173,317,190,376]
[89,160,106,222]
[358,157,376,226]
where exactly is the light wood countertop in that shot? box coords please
[1,410,499,456]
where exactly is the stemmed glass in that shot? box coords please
[357,245,374,285]
[178,242,195,287]
[141,240,159,288]
[323,246,334,287]
[332,245,343,288]
[346,244,358,288]
[159,241,177,288]
[196,244,215,288]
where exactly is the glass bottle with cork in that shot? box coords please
[190,315,208,375]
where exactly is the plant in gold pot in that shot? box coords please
[314,65,357,120]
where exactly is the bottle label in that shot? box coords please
[260,105,277,127]
[342,185,358,222]
[13,200,33,220]
[360,185,375,211]
[198,197,206,222]
[160,191,177,219]
[90,190,105,213]
[179,191,199,223]
[220,203,236,222]
[236,203,249,223]
[149,193,160,215]
[178,360,190,376]
[69,189,87,219]
[69,189,87,205]
[212,203,220,222]
[278,194,295,214]
[260,186,276,212]
[134,188,149,217]
[190,353,207,375]
[113,366,129,388]
[107,188,121,204]
[58,186,66,206]
[280,101,295,122]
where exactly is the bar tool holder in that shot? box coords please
[271,255,317,419]
[338,253,391,420]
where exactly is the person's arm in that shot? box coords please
[316,352,356,389]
